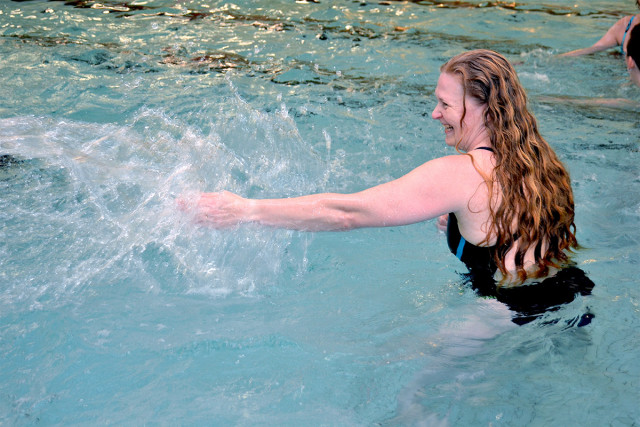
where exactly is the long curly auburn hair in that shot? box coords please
[441,49,578,283]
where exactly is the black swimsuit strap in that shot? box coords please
[474,146,494,152]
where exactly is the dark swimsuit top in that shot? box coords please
[446,211,498,276]
[445,146,595,325]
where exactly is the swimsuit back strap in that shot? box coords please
[455,235,466,260]
[474,146,494,153]
[622,15,635,54]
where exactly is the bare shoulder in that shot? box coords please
[612,15,634,37]
[416,153,488,176]
[591,16,633,47]
[411,153,491,198]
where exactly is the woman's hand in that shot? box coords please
[178,191,248,228]
[437,213,449,232]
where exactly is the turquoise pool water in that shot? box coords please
[1,1,639,425]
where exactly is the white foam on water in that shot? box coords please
[0,94,329,311]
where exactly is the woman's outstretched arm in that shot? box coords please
[179,155,475,231]
[559,17,628,57]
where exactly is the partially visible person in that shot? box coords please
[539,24,640,110]
[560,1,640,57]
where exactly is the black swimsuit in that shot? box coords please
[445,147,595,325]
[446,211,497,276]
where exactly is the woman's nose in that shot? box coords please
[431,106,440,120]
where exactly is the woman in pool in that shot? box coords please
[541,25,639,117]
[182,49,593,321]
[560,0,640,57]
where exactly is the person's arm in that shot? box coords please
[559,17,627,57]
[537,95,640,110]
[180,155,475,231]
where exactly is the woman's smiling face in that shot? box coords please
[431,72,488,151]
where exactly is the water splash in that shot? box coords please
[0,94,328,312]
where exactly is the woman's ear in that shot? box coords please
[626,55,637,72]
[627,55,640,87]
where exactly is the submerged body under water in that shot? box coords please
[1,1,639,425]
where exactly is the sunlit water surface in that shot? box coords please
[1,1,639,425]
